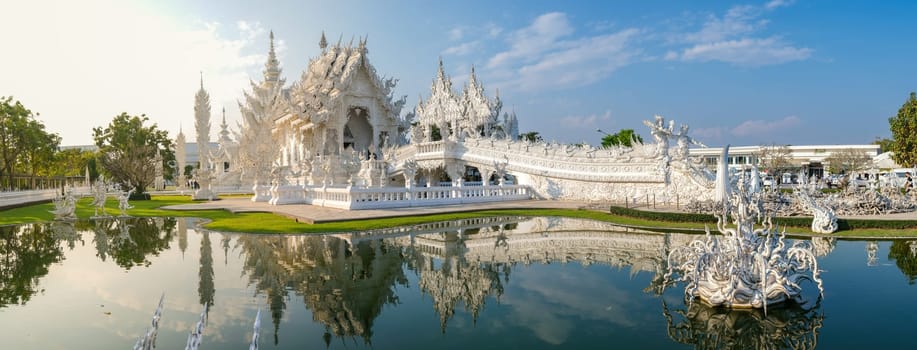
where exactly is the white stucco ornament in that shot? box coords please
[665,176,825,311]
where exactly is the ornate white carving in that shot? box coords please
[665,175,825,310]
[794,187,838,234]
[50,187,77,221]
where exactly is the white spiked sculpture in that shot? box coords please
[192,75,216,200]
[714,145,731,203]
[666,171,824,311]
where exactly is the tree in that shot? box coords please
[50,148,97,178]
[519,131,543,143]
[0,96,61,189]
[600,129,643,148]
[754,144,793,176]
[92,113,174,196]
[873,137,893,153]
[889,92,917,167]
[824,148,872,174]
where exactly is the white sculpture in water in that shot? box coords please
[665,170,825,310]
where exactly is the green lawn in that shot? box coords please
[3,195,917,238]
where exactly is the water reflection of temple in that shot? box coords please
[238,217,701,343]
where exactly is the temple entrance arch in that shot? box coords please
[344,106,373,155]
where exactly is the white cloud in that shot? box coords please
[487,12,575,69]
[680,37,812,66]
[442,41,480,56]
[448,27,464,41]
[0,0,270,145]
[730,115,801,136]
[766,0,795,10]
[670,2,811,66]
[486,13,641,91]
[684,5,761,44]
[560,110,612,128]
[691,127,725,141]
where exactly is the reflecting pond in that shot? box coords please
[1,216,916,349]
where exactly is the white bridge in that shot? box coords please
[265,135,713,210]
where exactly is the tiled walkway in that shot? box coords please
[161,198,590,224]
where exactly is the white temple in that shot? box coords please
[184,32,717,209]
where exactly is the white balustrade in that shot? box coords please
[284,184,531,210]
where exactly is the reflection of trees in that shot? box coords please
[90,217,176,269]
[237,235,407,345]
[0,223,65,307]
[888,240,917,284]
[663,301,823,349]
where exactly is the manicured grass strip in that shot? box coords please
[5,195,917,238]
[608,205,917,231]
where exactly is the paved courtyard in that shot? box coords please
[161,198,591,224]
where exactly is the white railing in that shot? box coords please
[0,187,91,209]
[294,184,532,210]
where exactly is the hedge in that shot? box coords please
[608,206,917,230]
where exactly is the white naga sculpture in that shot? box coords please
[665,172,825,311]
[794,187,838,234]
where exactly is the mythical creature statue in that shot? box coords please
[665,176,824,311]
[794,187,838,234]
[50,187,78,221]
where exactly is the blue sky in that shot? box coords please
[2,0,915,147]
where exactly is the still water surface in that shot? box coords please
[0,216,915,349]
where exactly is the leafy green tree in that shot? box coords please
[889,92,917,167]
[50,148,97,179]
[873,137,893,153]
[600,129,643,148]
[92,113,174,195]
[0,97,61,189]
[519,131,543,143]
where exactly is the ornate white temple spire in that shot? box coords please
[192,75,216,200]
[218,107,232,144]
[263,30,281,83]
[319,31,327,52]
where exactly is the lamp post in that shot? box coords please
[597,129,610,148]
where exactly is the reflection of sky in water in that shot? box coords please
[0,218,916,349]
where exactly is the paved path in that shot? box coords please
[161,198,917,224]
[162,198,590,224]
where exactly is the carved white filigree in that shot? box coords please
[665,177,825,311]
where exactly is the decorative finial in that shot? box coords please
[269,30,275,51]
[319,31,327,51]
[263,30,281,82]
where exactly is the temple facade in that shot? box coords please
[185,32,717,209]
